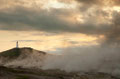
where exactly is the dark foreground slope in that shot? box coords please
[0,66,118,79]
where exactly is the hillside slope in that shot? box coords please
[0,47,49,68]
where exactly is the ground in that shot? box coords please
[0,66,118,79]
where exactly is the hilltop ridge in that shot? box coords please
[0,47,46,58]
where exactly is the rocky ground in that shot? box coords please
[0,66,119,79]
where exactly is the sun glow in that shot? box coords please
[0,31,98,52]
[41,0,77,9]
[113,6,120,12]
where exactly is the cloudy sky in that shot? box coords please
[0,0,120,53]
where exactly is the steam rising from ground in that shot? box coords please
[42,46,120,75]
[0,45,120,76]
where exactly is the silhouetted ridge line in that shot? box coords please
[0,47,46,58]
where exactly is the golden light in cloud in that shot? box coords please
[75,15,84,23]
[40,0,77,10]
[43,0,67,9]
[0,0,75,10]
[0,0,78,12]
[58,13,85,25]
[0,31,98,52]
[113,6,120,12]
[33,33,98,51]
[103,6,120,12]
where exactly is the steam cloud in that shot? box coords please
[42,46,120,75]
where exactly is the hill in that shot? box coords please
[0,47,49,68]
[0,47,46,58]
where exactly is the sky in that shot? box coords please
[0,0,120,53]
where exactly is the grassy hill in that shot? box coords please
[0,48,21,58]
[0,47,46,58]
[0,47,48,68]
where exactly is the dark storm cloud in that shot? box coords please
[75,0,100,5]
[0,7,71,32]
[56,0,120,45]
[103,11,120,45]
[0,6,111,35]
[58,0,101,5]
[75,0,120,7]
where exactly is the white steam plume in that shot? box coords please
[42,46,120,76]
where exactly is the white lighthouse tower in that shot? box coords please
[16,41,19,48]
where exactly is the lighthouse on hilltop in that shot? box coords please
[16,41,19,48]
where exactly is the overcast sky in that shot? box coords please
[0,0,120,53]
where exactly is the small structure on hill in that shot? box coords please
[16,41,19,48]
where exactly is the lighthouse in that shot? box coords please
[16,41,19,48]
